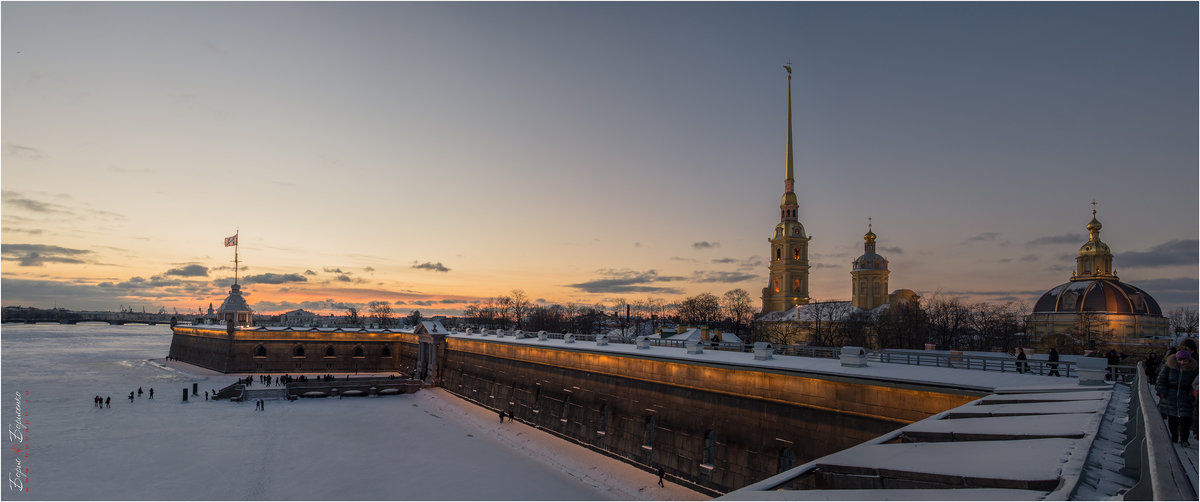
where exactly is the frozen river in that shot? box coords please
[0,324,706,500]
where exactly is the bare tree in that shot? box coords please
[678,293,722,326]
[1169,307,1199,337]
[406,309,423,327]
[874,297,925,349]
[367,301,393,328]
[345,306,360,326]
[722,289,755,336]
[925,294,971,350]
[507,289,532,330]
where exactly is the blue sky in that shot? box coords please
[2,2,1196,314]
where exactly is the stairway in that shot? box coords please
[243,388,286,401]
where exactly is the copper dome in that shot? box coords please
[1033,279,1162,316]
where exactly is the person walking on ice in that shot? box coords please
[657,466,665,487]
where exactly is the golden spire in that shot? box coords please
[784,60,794,188]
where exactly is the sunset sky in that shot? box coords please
[2,2,1196,316]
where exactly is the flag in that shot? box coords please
[224,234,238,247]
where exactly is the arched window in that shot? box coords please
[793,248,800,260]
[597,404,609,435]
[643,415,656,448]
[324,345,336,357]
[380,346,392,358]
[253,344,267,357]
[703,430,717,466]
[793,278,800,292]
[873,282,880,295]
[353,345,365,358]
[292,345,305,358]
[776,248,781,260]
[778,447,795,473]
[773,278,780,293]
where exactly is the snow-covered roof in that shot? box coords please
[418,320,448,335]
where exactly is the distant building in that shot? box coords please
[1026,206,1169,345]
[280,309,319,326]
[762,66,813,314]
[215,283,253,326]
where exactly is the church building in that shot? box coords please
[1026,205,1169,343]
[761,63,813,314]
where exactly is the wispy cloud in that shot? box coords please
[1118,240,1198,268]
[164,264,209,277]
[1027,233,1084,246]
[878,246,903,254]
[241,273,308,285]
[3,143,43,160]
[692,241,720,250]
[412,261,450,273]
[566,269,685,294]
[691,271,758,283]
[2,191,71,214]
[964,232,1000,243]
[1,243,92,266]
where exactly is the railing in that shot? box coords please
[1120,362,1195,500]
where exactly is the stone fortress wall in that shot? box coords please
[170,326,981,494]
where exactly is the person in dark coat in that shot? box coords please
[1047,348,1060,377]
[149,388,154,399]
[137,387,143,397]
[657,466,665,487]
[105,397,110,408]
[1016,348,1028,374]
[1156,347,1198,445]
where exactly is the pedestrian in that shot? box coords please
[129,392,134,403]
[205,391,209,401]
[1048,348,1060,377]
[1145,352,1161,381]
[1016,348,1028,374]
[138,387,143,397]
[261,399,264,411]
[1156,347,1197,446]
[508,410,514,422]
[149,388,154,399]
[657,466,665,487]
[499,410,505,423]
[105,397,110,408]
[93,396,99,408]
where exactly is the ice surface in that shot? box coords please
[0,325,705,500]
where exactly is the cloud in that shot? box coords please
[1019,254,1039,262]
[323,267,345,274]
[711,258,738,264]
[633,242,641,248]
[566,269,685,294]
[336,275,352,282]
[1,227,42,235]
[363,266,375,273]
[878,246,903,254]
[692,241,720,250]
[692,271,758,283]
[164,264,209,277]
[411,261,450,273]
[1118,240,1198,268]
[1,243,92,266]
[304,269,317,276]
[241,273,308,285]
[1,192,71,214]
[3,143,43,159]
[1027,233,1084,246]
[965,232,1000,243]
[669,256,697,263]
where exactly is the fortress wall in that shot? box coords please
[437,338,980,494]
[169,327,419,374]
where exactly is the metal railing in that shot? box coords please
[1120,362,1195,500]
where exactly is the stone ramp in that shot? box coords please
[243,388,286,401]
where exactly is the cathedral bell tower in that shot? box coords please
[851,221,890,310]
[761,63,812,314]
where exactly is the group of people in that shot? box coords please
[254,399,267,411]
[1155,339,1198,447]
[93,387,153,408]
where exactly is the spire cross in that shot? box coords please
[1091,199,1096,217]
[868,217,872,232]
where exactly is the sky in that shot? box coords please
[2,2,1197,316]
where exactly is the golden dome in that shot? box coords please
[781,192,797,206]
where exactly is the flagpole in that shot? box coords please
[234,228,239,286]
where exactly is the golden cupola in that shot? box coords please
[1073,202,1116,281]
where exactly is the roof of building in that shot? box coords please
[1032,279,1163,316]
[216,283,253,313]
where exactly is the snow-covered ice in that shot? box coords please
[0,324,706,500]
